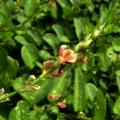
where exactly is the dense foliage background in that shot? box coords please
[0,0,120,120]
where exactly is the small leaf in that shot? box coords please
[52,24,70,42]
[74,17,93,39]
[9,101,30,120]
[0,11,13,27]
[39,50,53,60]
[93,89,106,120]
[97,52,112,72]
[24,0,36,16]
[15,35,29,45]
[112,37,120,52]
[21,44,39,69]
[7,56,19,78]
[57,115,66,120]
[116,70,120,92]
[85,83,97,102]
[0,115,7,120]
[74,17,83,39]
[42,33,59,48]
[113,96,120,117]
[26,30,42,46]
[0,47,8,72]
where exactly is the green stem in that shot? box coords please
[0,61,59,102]
[0,91,18,101]
[75,23,106,52]
[75,34,93,52]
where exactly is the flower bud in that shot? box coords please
[48,92,61,101]
[58,100,66,109]
[31,85,41,90]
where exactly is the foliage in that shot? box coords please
[0,0,120,120]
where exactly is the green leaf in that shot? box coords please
[69,0,81,7]
[56,0,71,8]
[13,76,55,104]
[52,24,70,42]
[57,115,66,120]
[9,101,30,120]
[56,0,74,19]
[93,89,106,120]
[48,66,71,101]
[0,47,8,72]
[15,35,29,45]
[7,56,19,78]
[0,11,13,27]
[116,70,120,92]
[74,17,93,39]
[0,0,16,16]
[106,47,116,63]
[39,50,53,60]
[26,30,42,46]
[97,52,112,72]
[0,55,18,89]
[74,17,83,39]
[24,0,36,16]
[9,101,50,120]
[112,37,120,52]
[85,83,97,102]
[21,44,39,69]
[42,33,59,48]
[73,65,86,112]
[113,96,120,117]
[0,115,7,120]
[81,0,94,12]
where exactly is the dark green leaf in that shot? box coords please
[116,70,120,92]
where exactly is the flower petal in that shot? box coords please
[62,49,74,58]
[65,54,77,63]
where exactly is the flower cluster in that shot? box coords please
[59,45,77,64]
[43,45,77,77]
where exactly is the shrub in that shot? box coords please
[0,0,120,120]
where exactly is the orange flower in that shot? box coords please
[43,60,63,77]
[59,45,77,64]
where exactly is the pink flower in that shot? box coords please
[59,45,77,64]
[58,100,66,109]
[43,60,63,77]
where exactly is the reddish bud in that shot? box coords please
[58,100,66,109]
[43,60,63,77]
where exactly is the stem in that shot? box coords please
[75,34,93,52]
[75,23,106,52]
[0,91,18,101]
[0,61,59,102]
